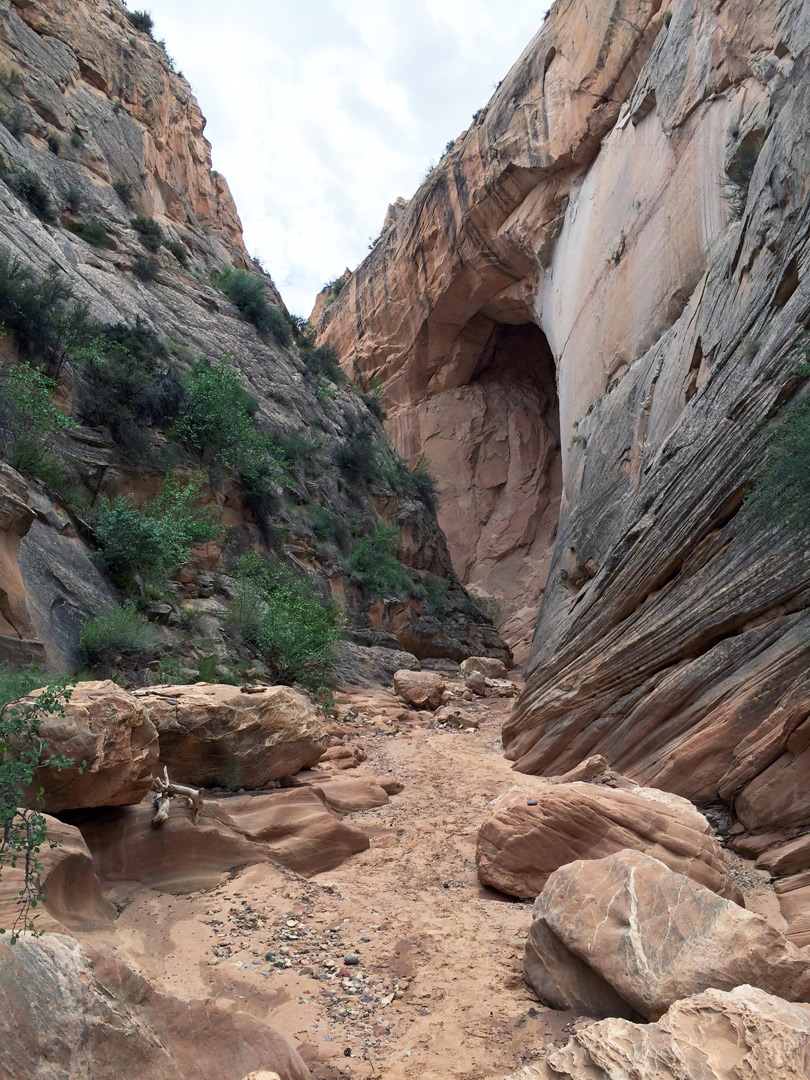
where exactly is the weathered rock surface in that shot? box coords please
[0,933,311,1080]
[0,814,114,934]
[477,780,740,901]
[459,656,508,681]
[135,683,328,789]
[525,851,810,1020]
[25,680,158,812]
[502,986,810,1080]
[393,669,445,710]
[78,788,370,891]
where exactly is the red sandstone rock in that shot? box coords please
[393,669,445,710]
[135,683,328,789]
[477,781,740,901]
[524,850,810,1020]
[459,657,508,680]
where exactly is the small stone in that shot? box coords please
[344,955,360,966]
[527,798,538,806]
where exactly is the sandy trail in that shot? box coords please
[80,687,579,1080]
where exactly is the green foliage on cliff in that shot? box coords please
[131,213,164,252]
[92,477,219,589]
[2,166,54,221]
[213,268,291,344]
[0,681,73,941]
[232,552,341,691]
[0,360,77,479]
[79,604,155,666]
[348,522,418,598]
[125,10,154,36]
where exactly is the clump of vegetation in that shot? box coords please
[164,238,188,267]
[213,267,290,344]
[376,444,438,510]
[334,426,377,485]
[112,178,133,206]
[46,133,61,155]
[125,10,154,35]
[92,477,219,589]
[2,166,55,222]
[723,129,766,219]
[299,342,342,383]
[358,380,386,422]
[0,680,73,940]
[64,185,83,213]
[0,360,77,482]
[70,131,84,150]
[131,255,158,282]
[75,218,109,247]
[348,522,419,598]
[0,106,26,139]
[663,10,673,27]
[231,552,341,691]
[131,213,164,252]
[0,664,50,708]
[422,574,450,620]
[79,603,155,666]
[744,357,810,533]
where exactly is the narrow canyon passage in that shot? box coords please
[79,690,581,1080]
[415,320,562,663]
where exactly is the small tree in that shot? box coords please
[0,360,77,479]
[0,682,73,941]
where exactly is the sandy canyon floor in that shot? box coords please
[73,682,777,1080]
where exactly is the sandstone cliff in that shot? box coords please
[315,0,810,939]
[0,0,506,675]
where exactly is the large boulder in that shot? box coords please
[477,780,740,901]
[78,788,370,891]
[134,684,328,788]
[524,850,810,1020]
[0,934,311,1080]
[0,815,114,935]
[459,656,508,680]
[25,681,158,813]
[392,669,445,710]
[501,986,810,1080]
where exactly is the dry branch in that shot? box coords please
[150,766,203,826]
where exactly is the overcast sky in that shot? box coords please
[147,1,550,316]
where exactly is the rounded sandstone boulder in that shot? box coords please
[392,669,445,710]
[459,656,508,680]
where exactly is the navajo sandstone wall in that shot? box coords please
[317,0,810,936]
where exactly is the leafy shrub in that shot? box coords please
[132,256,158,282]
[232,552,341,691]
[1,681,73,939]
[375,444,438,510]
[79,603,155,665]
[745,369,810,533]
[64,185,83,213]
[307,504,349,551]
[46,133,61,155]
[422,574,449,620]
[213,268,290,344]
[663,10,673,27]
[0,360,77,479]
[334,427,377,485]
[348,522,418,598]
[131,213,164,252]
[70,131,83,150]
[299,342,342,382]
[164,239,188,267]
[112,178,133,206]
[0,106,26,139]
[175,354,292,513]
[2,166,55,222]
[0,664,51,708]
[359,381,386,421]
[75,218,109,247]
[92,477,219,588]
[724,130,766,219]
[125,10,154,35]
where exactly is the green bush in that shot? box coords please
[334,427,378,485]
[64,185,83,213]
[0,360,77,479]
[348,522,418,598]
[131,213,164,252]
[232,552,341,691]
[75,218,109,247]
[0,664,51,708]
[375,443,438,510]
[112,178,133,206]
[164,239,188,267]
[3,166,55,222]
[422,574,449,619]
[125,10,154,35]
[299,342,342,383]
[745,369,810,533]
[46,133,61,155]
[724,130,766,219]
[79,603,155,665]
[1,681,73,939]
[92,477,219,588]
[307,504,349,552]
[131,256,158,282]
[213,268,290,344]
[0,107,26,139]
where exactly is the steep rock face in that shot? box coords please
[315,0,810,929]
[0,0,506,668]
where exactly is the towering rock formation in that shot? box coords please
[315,0,810,934]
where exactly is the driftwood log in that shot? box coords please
[151,766,203,826]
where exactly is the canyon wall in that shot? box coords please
[316,0,810,936]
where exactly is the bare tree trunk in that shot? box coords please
[151,767,203,826]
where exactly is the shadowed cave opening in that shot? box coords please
[427,316,562,663]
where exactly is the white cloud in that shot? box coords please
[148,1,550,314]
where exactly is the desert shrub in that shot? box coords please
[663,10,673,27]
[112,178,133,206]
[0,681,73,939]
[422,574,449,619]
[724,129,766,219]
[125,10,154,35]
[334,427,377,485]
[131,256,158,282]
[2,166,55,222]
[299,342,342,383]
[164,239,188,267]
[359,382,386,422]
[46,133,61,155]
[0,360,77,479]
[0,664,50,708]
[0,107,26,139]
[347,522,418,598]
[745,370,810,533]
[213,268,290,344]
[92,477,219,588]
[75,318,182,445]
[64,185,83,213]
[307,504,349,552]
[75,218,109,246]
[232,552,341,691]
[131,213,164,252]
[175,354,292,501]
[69,131,83,150]
[375,443,438,510]
[79,603,154,665]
